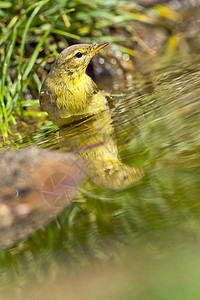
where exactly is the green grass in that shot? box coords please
[0,0,180,140]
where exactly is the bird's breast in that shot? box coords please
[40,73,100,125]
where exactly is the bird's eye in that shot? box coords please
[75,52,82,58]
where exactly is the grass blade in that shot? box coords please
[16,0,49,114]
[0,25,18,133]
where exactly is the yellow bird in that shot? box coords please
[40,43,109,126]
[40,42,143,189]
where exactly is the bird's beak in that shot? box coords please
[89,42,110,56]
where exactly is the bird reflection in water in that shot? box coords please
[59,108,143,190]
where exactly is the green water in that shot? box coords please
[1,53,200,299]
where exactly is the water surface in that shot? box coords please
[1,52,200,299]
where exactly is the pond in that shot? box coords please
[1,7,200,300]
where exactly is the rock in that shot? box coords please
[0,147,84,249]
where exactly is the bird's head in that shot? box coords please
[52,43,109,79]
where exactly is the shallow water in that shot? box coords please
[1,51,200,298]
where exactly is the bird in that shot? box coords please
[40,43,143,190]
[40,43,109,126]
